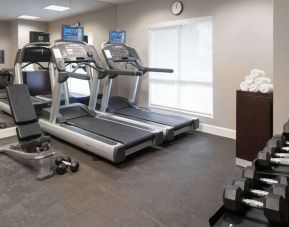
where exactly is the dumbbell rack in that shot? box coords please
[210,171,289,226]
[209,203,279,227]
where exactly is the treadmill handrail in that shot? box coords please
[130,62,173,74]
[58,72,90,82]
[70,62,143,79]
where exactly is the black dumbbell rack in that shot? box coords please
[209,204,282,227]
[210,169,289,226]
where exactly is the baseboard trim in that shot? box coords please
[236,158,252,168]
[198,123,236,139]
[0,127,16,139]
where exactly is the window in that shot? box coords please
[149,17,213,116]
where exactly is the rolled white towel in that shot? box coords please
[259,83,273,93]
[250,69,266,78]
[240,81,251,91]
[245,75,255,83]
[254,77,271,85]
[249,83,259,92]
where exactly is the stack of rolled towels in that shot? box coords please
[240,69,273,93]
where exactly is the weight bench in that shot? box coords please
[0,84,54,180]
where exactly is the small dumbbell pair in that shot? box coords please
[55,156,80,175]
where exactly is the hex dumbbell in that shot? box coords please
[223,185,289,225]
[263,146,289,159]
[243,166,289,186]
[283,121,289,141]
[267,137,289,153]
[233,177,289,203]
[255,151,289,169]
[55,156,80,175]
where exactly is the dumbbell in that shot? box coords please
[267,137,289,153]
[223,185,289,225]
[55,156,80,175]
[283,121,289,141]
[242,166,289,186]
[255,151,289,169]
[263,146,289,159]
[233,177,289,203]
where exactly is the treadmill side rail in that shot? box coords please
[39,119,127,163]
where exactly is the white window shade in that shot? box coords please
[149,17,213,116]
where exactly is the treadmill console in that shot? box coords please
[52,42,102,70]
[103,44,141,68]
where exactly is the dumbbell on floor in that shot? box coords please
[223,185,289,225]
[233,177,289,203]
[255,151,289,169]
[55,156,80,175]
[243,166,289,186]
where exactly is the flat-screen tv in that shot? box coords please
[62,25,84,42]
[109,30,126,44]
[30,31,50,43]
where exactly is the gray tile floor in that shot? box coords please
[0,132,242,227]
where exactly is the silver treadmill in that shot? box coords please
[0,43,53,115]
[39,40,163,163]
[100,42,199,141]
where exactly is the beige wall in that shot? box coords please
[273,0,289,133]
[0,21,12,68]
[17,20,48,48]
[116,0,273,130]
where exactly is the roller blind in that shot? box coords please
[149,17,213,116]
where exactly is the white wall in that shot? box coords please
[17,20,48,48]
[116,0,273,131]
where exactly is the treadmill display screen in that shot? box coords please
[109,30,126,44]
[62,25,84,42]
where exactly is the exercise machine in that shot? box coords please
[0,42,91,116]
[0,84,54,180]
[40,40,163,163]
[100,30,199,141]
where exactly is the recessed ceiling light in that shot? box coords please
[17,15,40,20]
[43,5,70,12]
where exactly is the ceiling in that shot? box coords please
[0,0,136,22]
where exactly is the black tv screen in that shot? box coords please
[30,31,50,43]
[23,71,51,96]
[62,25,84,42]
[109,30,126,44]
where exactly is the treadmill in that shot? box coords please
[100,33,199,141]
[0,43,52,115]
[39,40,163,163]
[0,42,91,115]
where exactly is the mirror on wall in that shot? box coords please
[0,68,15,130]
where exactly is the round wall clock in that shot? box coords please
[171,1,184,15]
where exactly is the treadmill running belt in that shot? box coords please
[66,116,154,149]
[115,108,191,130]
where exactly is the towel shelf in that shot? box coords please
[236,90,273,165]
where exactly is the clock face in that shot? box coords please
[171,1,183,15]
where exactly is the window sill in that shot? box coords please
[149,105,214,119]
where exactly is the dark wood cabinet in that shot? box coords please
[236,91,273,162]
